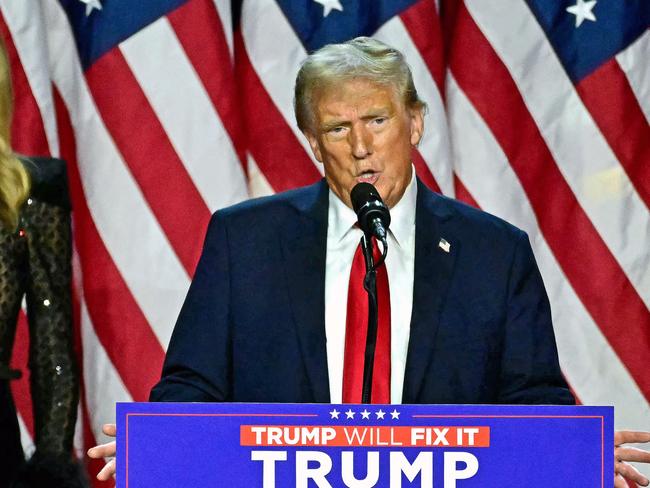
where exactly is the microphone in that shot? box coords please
[350,182,390,404]
[350,182,391,241]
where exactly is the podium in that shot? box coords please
[116,403,612,487]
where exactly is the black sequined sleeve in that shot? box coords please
[22,159,79,457]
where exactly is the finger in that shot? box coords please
[614,474,628,488]
[615,431,650,446]
[87,441,117,459]
[616,461,650,486]
[616,446,650,463]
[102,423,117,437]
[96,458,116,481]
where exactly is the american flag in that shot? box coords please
[1,0,648,485]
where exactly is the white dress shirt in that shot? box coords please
[325,171,417,404]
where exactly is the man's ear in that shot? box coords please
[409,106,424,146]
[304,131,323,162]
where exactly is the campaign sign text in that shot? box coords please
[116,403,612,487]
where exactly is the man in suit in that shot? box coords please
[148,37,571,407]
[89,37,649,486]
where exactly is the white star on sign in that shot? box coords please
[329,409,340,419]
[375,409,386,420]
[345,409,355,419]
[390,409,401,420]
[79,0,102,16]
[566,0,597,28]
[361,409,371,420]
[313,0,343,17]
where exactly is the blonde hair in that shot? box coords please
[0,37,30,230]
[294,36,427,133]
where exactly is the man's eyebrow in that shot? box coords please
[361,108,391,118]
[321,109,393,129]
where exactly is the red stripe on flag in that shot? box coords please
[412,148,442,193]
[9,311,34,438]
[453,173,479,208]
[54,88,164,402]
[168,0,246,172]
[439,0,463,63]
[577,58,650,210]
[400,0,446,98]
[0,15,50,156]
[450,3,650,401]
[86,49,211,275]
[234,31,322,191]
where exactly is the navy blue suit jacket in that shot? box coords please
[150,179,574,405]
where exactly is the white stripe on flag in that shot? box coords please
[43,0,189,349]
[0,0,59,156]
[119,16,248,212]
[374,17,454,196]
[17,413,35,458]
[81,301,132,442]
[241,0,322,172]
[447,74,650,431]
[73,402,84,459]
[464,0,650,309]
[247,153,275,198]
[616,30,650,124]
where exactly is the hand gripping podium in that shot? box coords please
[116,403,612,487]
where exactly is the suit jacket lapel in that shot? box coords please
[280,180,330,403]
[402,180,458,403]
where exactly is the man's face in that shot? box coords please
[304,78,424,209]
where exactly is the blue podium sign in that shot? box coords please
[116,403,612,487]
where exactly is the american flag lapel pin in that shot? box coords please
[438,238,451,253]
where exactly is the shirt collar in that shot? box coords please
[389,168,417,248]
[327,167,418,247]
[328,184,358,243]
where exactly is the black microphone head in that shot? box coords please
[350,182,391,236]
[350,182,380,214]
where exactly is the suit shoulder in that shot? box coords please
[20,156,71,210]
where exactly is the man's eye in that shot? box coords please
[329,127,345,134]
[373,117,387,125]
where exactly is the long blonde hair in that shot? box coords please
[0,37,30,230]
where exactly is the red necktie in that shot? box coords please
[342,239,391,403]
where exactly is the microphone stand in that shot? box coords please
[360,232,379,404]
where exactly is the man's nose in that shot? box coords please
[350,126,372,159]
